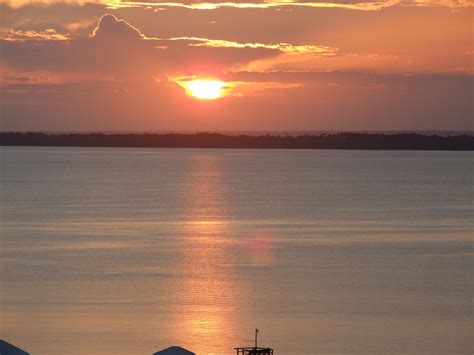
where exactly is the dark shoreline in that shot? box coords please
[1,132,473,151]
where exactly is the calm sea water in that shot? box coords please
[1,147,472,355]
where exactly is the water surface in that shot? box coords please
[1,147,472,354]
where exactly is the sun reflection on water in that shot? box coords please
[168,154,242,354]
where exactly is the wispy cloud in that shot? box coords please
[104,0,473,11]
[105,0,398,11]
[65,18,99,34]
[4,0,472,10]
[3,0,109,8]
[168,37,338,55]
[0,28,70,41]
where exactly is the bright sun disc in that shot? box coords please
[186,80,225,100]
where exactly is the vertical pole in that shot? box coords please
[255,328,258,348]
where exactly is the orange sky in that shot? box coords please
[0,0,472,131]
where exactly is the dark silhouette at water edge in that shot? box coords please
[1,132,473,150]
[0,339,30,355]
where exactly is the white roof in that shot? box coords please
[153,345,195,355]
[0,340,29,355]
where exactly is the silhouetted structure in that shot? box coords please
[235,329,274,355]
[1,132,473,151]
[0,340,29,355]
[235,347,274,355]
[153,345,195,355]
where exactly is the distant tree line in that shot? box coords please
[1,132,473,150]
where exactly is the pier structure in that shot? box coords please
[234,346,273,355]
[234,328,273,355]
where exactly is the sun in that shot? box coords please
[185,80,225,100]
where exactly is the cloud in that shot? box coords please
[3,0,109,8]
[65,18,100,34]
[0,14,312,80]
[4,0,471,11]
[90,13,144,39]
[173,36,338,55]
[2,0,470,76]
[0,28,70,41]
[0,14,156,81]
[104,0,473,11]
[108,1,395,11]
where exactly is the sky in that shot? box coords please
[0,0,472,132]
